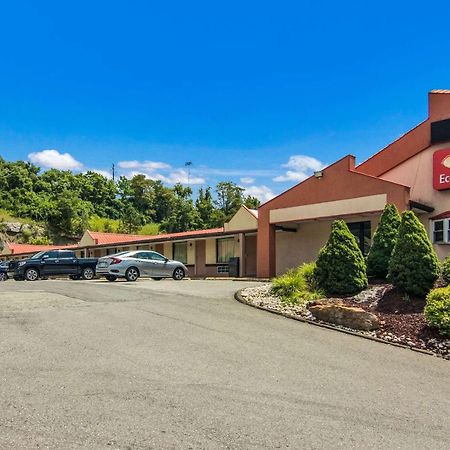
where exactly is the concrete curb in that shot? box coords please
[234,289,443,360]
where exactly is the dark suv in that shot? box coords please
[10,250,98,281]
[0,260,9,281]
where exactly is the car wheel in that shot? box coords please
[151,277,162,281]
[105,275,117,282]
[0,273,7,281]
[172,267,185,281]
[25,268,39,281]
[125,267,139,282]
[81,267,95,280]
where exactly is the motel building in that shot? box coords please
[2,90,450,279]
[257,90,450,277]
[1,206,259,278]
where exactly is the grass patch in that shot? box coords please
[138,223,160,235]
[88,215,160,235]
[271,262,325,306]
[0,209,38,225]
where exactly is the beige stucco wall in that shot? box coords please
[79,232,96,247]
[224,206,258,232]
[381,142,450,259]
[275,216,380,276]
[270,194,387,224]
[187,241,195,265]
[205,238,216,264]
[163,242,173,259]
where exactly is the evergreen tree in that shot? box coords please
[388,211,440,297]
[366,204,401,278]
[195,187,215,229]
[315,220,368,295]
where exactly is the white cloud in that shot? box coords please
[28,149,83,170]
[240,177,255,185]
[243,185,276,203]
[88,169,113,179]
[118,160,171,170]
[124,168,205,185]
[273,155,324,183]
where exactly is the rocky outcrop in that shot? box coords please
[308,302,380,331]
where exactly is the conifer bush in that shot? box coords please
[314,220,368,295]
[425,287,450,337]
[366,204,401,278]
[442,256,450,285]
[388,211,440,297]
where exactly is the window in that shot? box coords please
[150,252,167,262]
[173,242,187,264]
[346,221,371,255]
[44,251,59,259]
[217,238,236,263]
[432,219,450,243]
[58,251,75,259]
[135,252,151,260]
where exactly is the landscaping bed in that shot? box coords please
[239,283,450,359]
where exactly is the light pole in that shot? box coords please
[185,161,192,187]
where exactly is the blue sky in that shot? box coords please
[1,0,450,201]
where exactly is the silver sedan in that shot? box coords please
[96,251,188,282]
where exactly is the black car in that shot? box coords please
[0,260,9,281]
[10,250,98,281]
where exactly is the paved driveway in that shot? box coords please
[0,279,449,449]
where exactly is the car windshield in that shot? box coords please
[109,251,129,257]
[31,251,46,259]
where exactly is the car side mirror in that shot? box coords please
[42,255,49,260]
[164,258,169,263]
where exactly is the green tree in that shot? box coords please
[48,190,93,237]
[215,181,245,222]
[366,204,401,278]
[244,196,261,210]
[118,203,144,234]
[160,184,200,233]
[388,211,440,297]
[314,220,368,295]
[195,187,215,229]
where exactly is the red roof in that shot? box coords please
[85,228,225,247]
[430,211,450,220]
[6,243,76,256]
[86,231,156,245]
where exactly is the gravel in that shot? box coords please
[240,284,450,360]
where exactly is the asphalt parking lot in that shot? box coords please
[1,279,449,449]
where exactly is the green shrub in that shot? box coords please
[139,223,160,235]
[29,236,52,245]
[314,220,368,295]
[442,256,450,285]
[425,287,450,337]
[271,262,324,305]
[388,211,440,297]
[366,204,401,278]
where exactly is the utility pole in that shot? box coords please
[185,161,192,187]
[112,163,115,182]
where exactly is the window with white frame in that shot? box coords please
[432,219,450,243]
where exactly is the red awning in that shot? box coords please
[430,211,450,220]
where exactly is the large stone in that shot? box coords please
[308,302,380,331]
[4,222,22,233]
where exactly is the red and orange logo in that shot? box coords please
[433,148,450,190]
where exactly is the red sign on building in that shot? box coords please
[433,148,450,190]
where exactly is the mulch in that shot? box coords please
[340,285,447,352]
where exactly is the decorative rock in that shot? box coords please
[5,222,22,233]
[308,303,380,331]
